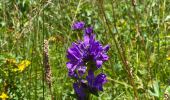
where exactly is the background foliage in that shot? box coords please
[0,0,170,99]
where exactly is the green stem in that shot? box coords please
[98,0,139,99]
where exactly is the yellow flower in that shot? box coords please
[17,60,31,72]
[48,36,56,42]
[0,92,9,100]
[167,57,170,60]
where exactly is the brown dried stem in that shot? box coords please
[43,39,53,100]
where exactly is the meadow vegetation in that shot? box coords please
[0,0,170,99]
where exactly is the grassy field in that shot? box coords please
[0,0,170,100]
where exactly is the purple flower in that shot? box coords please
[86,70,107,91]
[66,27,109,78]
[72,21,85,30]
[67,22,109,98]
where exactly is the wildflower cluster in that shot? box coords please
[0,58,31,100]
[5,59,31,72]
[66,21,110,99]
[17,60,31,72]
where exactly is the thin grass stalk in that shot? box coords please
[131,0,141,38]
[130,0,155,98]
[2,0,6,93]
[143,1,154,98]
[71,0,82,26]
[21,5,27,99]
[130,2,150,91]
[157,0,168,82]
[42,4,45,99]
[35,14,39,99]
[162,0,168,80]
[131,0,145,48]
[70,0,82,40]
[29,34,34,99]
[98,0,139,99]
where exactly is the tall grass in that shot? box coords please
[0,0,170,99]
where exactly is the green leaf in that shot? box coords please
[165,15,170,21]
[148,81,160,97]
[165,86,170,95]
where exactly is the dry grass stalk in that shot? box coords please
[43,39,53,100]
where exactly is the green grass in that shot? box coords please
[0,0,170,99]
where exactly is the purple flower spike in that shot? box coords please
[66,29,110,76]
[67,22,109,98]
[72,21,85,30]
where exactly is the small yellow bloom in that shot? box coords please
[0,92,9,100]
[17,60,31,72]
[167,57,170,60]
[48,36,56,42]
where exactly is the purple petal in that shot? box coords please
[78,66,87,76]
[89,41,103,56]
[71,43,82,57]
[73,82,86,98]
[66,62,73,69]
[83,35,90,46]
[96,60,103,68]
[96,73,107,84]
[84,27,93,35]
[66,62,77,72]
[89,34,95,44]
[94,73,107,91]
[72,21,85,30]
[67,48,79,61]
[97,84,103,91]
[103,45,110,52]
[101,54,109,61]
